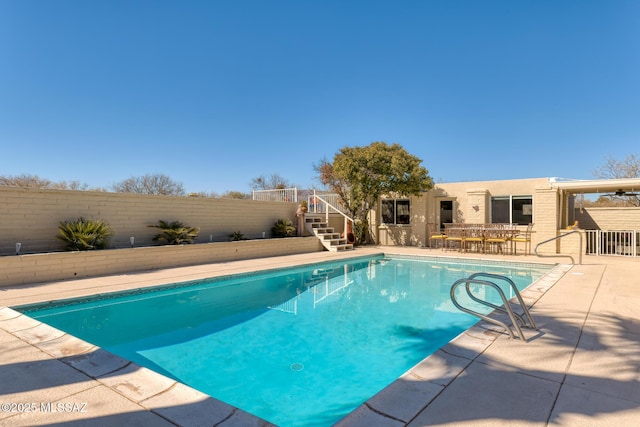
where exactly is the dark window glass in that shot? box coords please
[491,198,510,223]
[381,199,411,225]
[396,200,410,224]
[381,200,395,224]
[512,197,533,225]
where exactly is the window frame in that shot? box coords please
[380,198,411,225]
[490,195,533,225]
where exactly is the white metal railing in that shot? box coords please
[310,194,355,243]
[306,190,347,214]
[252,188,298,202]
[250,188,350,211]
[314,273,353,307]
[585,230,639,257]
[268,298,298,315]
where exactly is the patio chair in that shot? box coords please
[464,224,484,253]
[484,224,508,254]
[512,223,534,255]
[427,223,447,249]
[444,223,465,251]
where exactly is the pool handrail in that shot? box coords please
[450,273,538,341]
[467,272,537,330]
[534,229,583,265]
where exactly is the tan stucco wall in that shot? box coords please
[427,178,549,226]
[374,178,640,258]
[0,237,323,287]
[0,187,299,255]
[376,178,551,248]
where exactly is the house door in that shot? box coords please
[440,200,453,231]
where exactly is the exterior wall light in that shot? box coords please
[130,236,135,247]
[16,242,21,255]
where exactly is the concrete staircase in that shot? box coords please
[304,215,354,251]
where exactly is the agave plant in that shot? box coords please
[271,218,296,238]
[56,217,113,251]
[150,220,199,245]
[229,231,245,241]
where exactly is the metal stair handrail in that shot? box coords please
[312,195,355,241]
[534,230,582,265]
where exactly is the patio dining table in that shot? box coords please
[442,223,523,254]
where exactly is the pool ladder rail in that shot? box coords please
[450,273,538,341]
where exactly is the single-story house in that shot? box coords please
[374,177,640,259]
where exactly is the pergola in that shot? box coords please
[548,177,640,229]
[549,177,640,195]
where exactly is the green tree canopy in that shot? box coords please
[317,141,433,243]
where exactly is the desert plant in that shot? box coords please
[229,231,245,241]
[271,218,295,238]
[150,220,199,245]
[56,217,113,251]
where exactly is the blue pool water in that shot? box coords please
[17,255,552,426]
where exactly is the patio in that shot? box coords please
[1,248,639,426]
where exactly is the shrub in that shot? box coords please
[229,231,245,241]
[150,220,199,245]
[271,218,295,238]
[56,217,113,251]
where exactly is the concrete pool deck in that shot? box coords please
[1,247,639,426]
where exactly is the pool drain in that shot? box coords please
[290,362,304,371]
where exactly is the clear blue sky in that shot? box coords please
[1,0,639,194]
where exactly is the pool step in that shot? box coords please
[304,215,354,252]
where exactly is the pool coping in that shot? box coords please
[0,249,571,426]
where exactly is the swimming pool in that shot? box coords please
[16,255,553,426]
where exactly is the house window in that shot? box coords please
[491,196,532,225]
[381,199,410,225]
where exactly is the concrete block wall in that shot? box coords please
[0,237,323,287]
[533,187,560,255]
[575,207,640,230]
[556,230,585,262]
[0,187,298,255]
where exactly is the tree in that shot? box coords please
[593,154,640,206]
[250,173,296,190]
[0,174,93,190]
[113,174,185,196]
[316,142,433,244]
[593,153,640,179]
[187,191,216,198]
[221,191,251,199]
